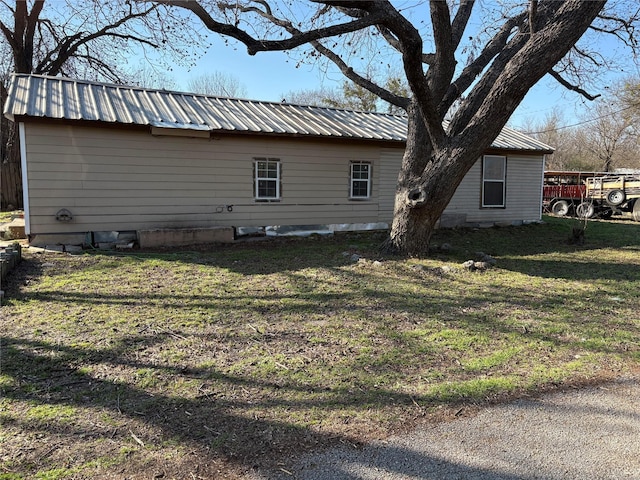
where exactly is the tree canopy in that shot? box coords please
[529,77,640,172]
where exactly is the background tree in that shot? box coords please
[523,110,580,171]
[0,0,206,209]
[527,78,640,172]
[156,1,639,255]
[187,71,248,97]
[280,84,341,106]
[575,99,637,172]
[283,73,408,112]
[129,64,178,90]
[328,79,379,111]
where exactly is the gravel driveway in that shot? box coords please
[248,376,640,480]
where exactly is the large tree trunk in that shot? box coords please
[385,152,471,256]
[384,102,481,256]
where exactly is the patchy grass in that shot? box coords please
[1,215,639,478]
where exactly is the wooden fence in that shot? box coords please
[1,161,22,210]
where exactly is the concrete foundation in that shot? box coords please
[137,226,235,248]
[437,214,468,228]
[29,232,90,248]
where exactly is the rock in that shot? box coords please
[475,251,497,265]
[350,253,361,262]
[473,261,492,271]
[462,260,476,270]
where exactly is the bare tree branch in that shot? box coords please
[592,10,640,46]
[219,1,409,109]
[427,1,456,115]
[451,0,474,49]
[549,69,601,101]
[441,11,527,117]
[40,4,158,75]
[156,0,386,55]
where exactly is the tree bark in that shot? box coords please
[384,101,481,256]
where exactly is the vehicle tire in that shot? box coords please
[551,200,570,216]
[633,199,640,222]
[576,202,595,219]
[606,189,626,206]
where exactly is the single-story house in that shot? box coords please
[3,74,553,248]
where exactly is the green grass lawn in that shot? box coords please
[1,215,639,479]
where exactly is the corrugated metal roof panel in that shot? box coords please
[3,74,553,152]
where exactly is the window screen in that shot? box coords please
[482,155,506,207]
[350,162,371,199]
[254,158,281,200]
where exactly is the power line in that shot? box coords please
[523,102,640,135]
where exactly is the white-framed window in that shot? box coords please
[350,161,371,199]
[254,157,281,201]
[482,155,506,208]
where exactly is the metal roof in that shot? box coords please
[4,74,553,152]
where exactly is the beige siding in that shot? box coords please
[373,151,544,226]
[24,123,389,234]
[23,122,543,236]
[378,148,403,222]
[445,155,544,224]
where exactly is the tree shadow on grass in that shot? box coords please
[2,224,640,477]
[0,335,355,477]
[0,334,552,479]
[496,256,640,281]
[7,332,630,480]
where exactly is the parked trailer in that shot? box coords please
[543,171,608,217]
[582,174,640,221]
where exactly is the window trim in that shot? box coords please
[481,155,506,208]
[254,157,281,201]
[349,161,372,200]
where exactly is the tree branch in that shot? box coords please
[158,0,386,55]
[427,1,456,114]
[230,1,408,109]
[549,69,601,101]
[311,39,408,109]
[455,0,605,147]
[42,4,158,75]
[375,25,435,65]
[451,0,474,50]
[441,11,528,117]
[592,9,640,47]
